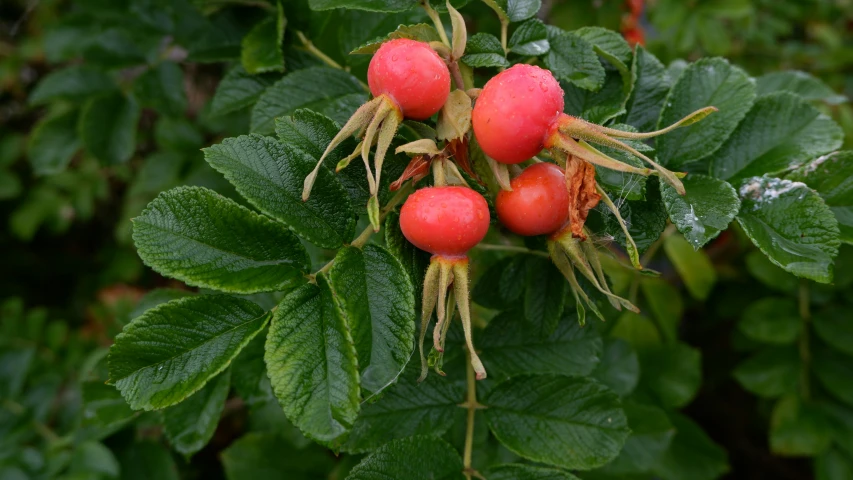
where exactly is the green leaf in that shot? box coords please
[461,33,509,68]
[107,295,269,410]
[265,278,360,444]
[663,233,717,300]
[736,176,840,283]
[574,26,632,77]
[652,413,729,480]
[816,449,853,480]
[81,382,137,431]
[480,311,601,381]
[385,210,431,297]
[251,67,367,134]
[130,289,195,320]
[624,46,671,132]
[599,402,675,475]
[117,441,179,480]
[592,338,640,397]
[756,71,847,105]
[522,257,568,337]
[484,375,629,470]
[813,347,853,407]
[639,277,682,343]
[745,249,799,294]
[639,343,701,408]
[222,433,333,480]
[343,363,464,452]
[661,174,740,249]
[787,151,853,244]
[346,436,464,479]
[350,24,442,55]
[495,0,542,22]
[611,311,662,350]
[508,19,549,56]
[210,65,279,117]
[543,27,605,92]
[241,5,286,74]
[738,298,801,345]
[231,333,273,406]
[814,306,853,356]
[133,186,309,293]
[656,57,755,169]
[562,65,628,125]
[27,110,80,176]
[69,442,120,479]
[308,0,419,13]
[203,134,356,249]
[770,395,833,456]
[710,93,844,181]
[80,92,141,165]
[133,62,187,117]
[329,245,416,393]
[485,464,579,480]
[163,369,230,457]
[28,66,115,105]
[733,347,800,398]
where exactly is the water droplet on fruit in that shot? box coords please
[539,82,548,93]
[434,74,440,80]
[392,55,398,61]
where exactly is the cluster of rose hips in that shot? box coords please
[303,37,715,381]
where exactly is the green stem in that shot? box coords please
[499,18,508,54]
[462,349,477,480]
[799,279,811,401]
[421,0,451,47]
[296,31,370,92]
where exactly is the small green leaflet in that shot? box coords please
[738,298,801,345]
[351,24,441,54]
[346,436,464,480]
[163,369,231,457]
[265,277,360,445]
[241,3,286,74]
[80,92,140,165]
[652,413,729,480]
[251,67,367,133]
[27,110,81,176]
[484,374,629,470]
[660,174,740,249]
[221,433,333,480]
[485,464,580,480]
[543,26,605,92]
[210,65,280,117]
[756,70,847,105]
[107,295,269,410]
[508,19,549,56]
[733,347,800,398]
[737,176,840,283]
[656,57,755,169]
[787,151,853,244]
[462,33,509,68]
[710,92,843,181]
[203,134,356,249]
[133,186,309,293]
[308,0,419,13]
[28,65,116,105]
[329,245,416,394]
[133,62,187,118]
[624,46,670,132]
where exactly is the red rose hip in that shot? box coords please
[400,186,490,257]
[496,162,569,236]
[368,39,451,120]
[472,64,564,164]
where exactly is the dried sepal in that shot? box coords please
[564,155,601,240]
[437,89,473,142]
[446,0,467,61]
[596,184,642,270]
[396,138,443,156]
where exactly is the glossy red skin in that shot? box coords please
[496,163,569,236]
[472,64,564,164]
[400,187,490,257]
[368,39,451,120]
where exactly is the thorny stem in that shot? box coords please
[799,279,811,400]
[474,243,549,257]
[311,184,413,279]
[422,0,451,47]
[296,31,370,92]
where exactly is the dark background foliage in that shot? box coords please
[2,0,853,479]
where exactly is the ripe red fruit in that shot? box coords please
[472,64,564,164]
[368,39,451,120]
[400,186,490,257]
[496,162,569,236]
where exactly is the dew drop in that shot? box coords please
[392,54,398,61]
